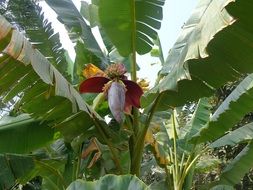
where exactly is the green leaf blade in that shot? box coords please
[211,122,253,148]
[213,142,253,187]
[191,74,253,144]
[146,0,253,109]
[0,114,55,154]
[99,0,165,56]
[67,174,150,190]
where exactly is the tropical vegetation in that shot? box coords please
[0,0,253,189]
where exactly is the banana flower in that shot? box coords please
[79,63,143,123]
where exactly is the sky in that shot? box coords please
[138,0,198,84]
[40,0,198,85]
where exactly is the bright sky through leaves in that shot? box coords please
[40,0,198,85]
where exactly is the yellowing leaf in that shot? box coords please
[153,142,169,165]
[82,138,102,168]
[145,128,155,144]
[137,78,150,92]
[83,63,105,78]
[82,138,100,159]
[87,152,102,169]
[144,125,169,165]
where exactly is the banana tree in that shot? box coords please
[1,0,253,189]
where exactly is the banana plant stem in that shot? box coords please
[179,147,208,189]
[130,0,137,82]
[130,94,162,176]
[93,118,123,174]
[75,145,82,179]
[165,166,173,190]
[172,109,180,189]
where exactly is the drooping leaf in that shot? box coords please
[0,15,108,143]
[81,138,101,168]
[143,0,253,109]
[99,0,165,56]
[67,174,150,190]
[191,74,253,144]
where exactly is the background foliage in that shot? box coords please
[1,0,253,189]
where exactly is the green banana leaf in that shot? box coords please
[67,174,149,190]
[73,40,101,84]
[99,0,165,56]
[191,74,253,144]
[0,15,103,142]
[0,139,73,189]
[45,0,108,67]
[211,122,253,148]
[35,139,72,189]
[0,12,127,149]
[2,0,69,77]
[35,159,66,190]
[211,141,253,187]
[143,0,253,109]
[183,98,211,145]
[0,114,55,154]
[0,154,34,189]
[80,1,99,28]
